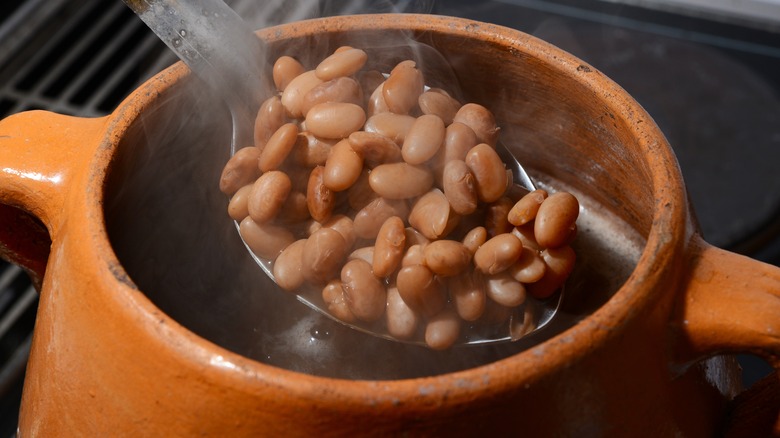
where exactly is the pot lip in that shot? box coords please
[88,13,687,400]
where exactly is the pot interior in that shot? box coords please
[103,20,648,380]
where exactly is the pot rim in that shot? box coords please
[88,13,687,402]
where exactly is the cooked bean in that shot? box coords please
[302,228,349,284]
[367,81,390,116]
[485,271,526,307]
[418,90,461,125]
[348,131,402,166]
[527,245,576,299]
[386,285,419,340]
[348,246,374,264]
[227,184,252,221]
[323,139,363,191]
[373,216,406,278]
[534,192,580,248]
[315,47,368,81]
[473,233,523,275]
[247,170,291,224]
[508,189,548,226]
[347,168,377,211]
[442,159,478,215]
[301,76,363,117]
[364,112,416,144]
[396,265,446,318]
[510,304,536,339]
[404,227,430,247]
[462,226,488,254]
[449,271,486,321]
[408,189,459,240]
[341,259,387,322]
[368,162,433,199]
[465,143,508,203]
[307,165,335,222]
[293,131,335,168]
[254,96,287,148]
[281,70,323,118]
[401,244,426,267]
[485,196,514,237]
[273,55,305,92]
[219,146,260,195]
[273,239,307,291]
[305,102,366,139]
[277,190,310,224]
[259,123,298,172]
[401,114,445,165]
[425,309,460,350]
[322,279,356,322]
[509,247,547,284]
[423,240,472,277]
[512,223,541,251]
[320,214,357,249]
[239,217,295,261]
[453,103,499,146]
[383,60,424,114]
[353,197,409,240]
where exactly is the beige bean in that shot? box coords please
[453,103,500,146]
[239,217,295,261]
[293,131,335,168]
[373,216,406,278]
[322,279,356,322]
[301,76,363,117]
[449,271,486,321]
[348,131,402,166]
[462,226,488,254]
[302,227,349,284]
[527,245,576,299]
[423,240,472,277]
[273,239,307,291]
[386,285,419,340]
[259,123,298,172]
[408,189,459,240]
[383,60,424,114]
[418,90,461,125]
[353,197,409,240]
[512,223,541,251]
[348,246,374,264]
[323,139,363,191]
[442,159,478,215]
[432,122,478,186]
[465,143,508,203]
[510,304,536,339]
[277,190,310,224]
[341,259,387,322]
[247,170,291,224]
[315,47,368,81]
[473,233,523,275]
[305,102,366,139]
[347,168,377,211]
[425,309,460,350]
[307,165,335,223]
[219,146,260,195]
[509,247,547,284]
[320,214,357,250]
[508,189,548,226]
[227,184,252,221]
[396,265,446,318]
[485,271,527,307]
[273,55,305,92]
[364,112,416,144]
[401,114,445,165]
[401,244,426,267]
[254,96,287,148]
[281,70,323,119]
[534,192,580,248]
[368,162,433,200]
[405,227,430,247]
[367,81,389,116]
[485,196,514,237]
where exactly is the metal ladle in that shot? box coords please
[123,0,563,347]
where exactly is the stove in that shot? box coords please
[1,0,778,433]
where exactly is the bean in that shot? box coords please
[320,214,357,249]
[423,240,472,277]
[383,60,424,114]
[508,189,548,226]
[239,217,295,261]
[247,170,291,224]
[512,223,541,251]
[509,247,547,284]
[485,196,514,237]
[281,70,323,118]
[302,227,349,284]
[301,76,363,117]
[408,189,459,240]
[510,304,537,339]
[322,280,356,323]
[353,197,409,240]
[348,131,402,166]
[364,112,416,144]
[462,226,487,254]
[534,192,580,248]
[368,162,433,199]
[347,168,377,211]
[367,81,390,116]
[527,245,576,299]
[473,233,523,275]
[341,259,387,322]
[449,271,486,321]
[401,114,445,165]
[307,165,335,222]
[293,131,335,168]
[273,239,307,291]
[323,139,363,191]
[219,146,260,195]
[442,159,478,215]
[315,47,368,81]
[273,55,305,92]
[277,191,310,224]
[404,227,430,248]
[465,143,508,203]
[425,309,460,350]
[305,102,366,139]
[259,123,298,172]
[386,285,419,340]
[396,265,446,318]
[254,96,287,148]
[227,184,252,221]
[348,246,374,264]
[485,271,527,307]
[401,244,426,267]
[453,103,499,146]
[418,90,461,125]
[373,216,406,278]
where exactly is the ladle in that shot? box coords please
[123,0,563,346]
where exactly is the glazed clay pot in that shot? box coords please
[1,14,779,437]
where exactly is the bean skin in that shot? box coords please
[442,159,478,215]
[320,214,357,250]
[473,233,523,275]
[401,244,426,267]
[425,309,460,350]
[348,131,402,166]
[254,96,287,149]
[247,170,291,224]
[367,81,390,116]
[348,246,374,264]
[353,197,409,240]
[293,131,335,168]
[449,271,486,321]
[485,271,527,307]
[462,226,488,255]
[418,90,461,125]
[322,280,357,323]
[534,192,580,248]
[408,189,459,240]
[301,76,363,117]
[305,102,366,139]
[302,228,349,285]
[512,223,541,252]
[527,245,576,299]
[281,70,323,119]
[368,162,434,200]
[485,196,514,237]
[259,123,298,172]
[465,143,508,203]
[239,217,295,261]
[273,55,305,92]
[453,103,500,146]
[423,240,472,277]
[396,265,446,318]
[401,114,445,165]
[219,146,261,195]
[508,189,548,226]
[386,285,419,340]
[509,247,547,284]
[227,184,253,221]
[307,165,336,223]
[373,216,406,278]
[323,139,364,191]
[341,259,387,322]
[273,239,307,291]
[383,60,424,114]
[315,47,368,81]
[364,112,416,144]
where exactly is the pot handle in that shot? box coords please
[0,110,107,287]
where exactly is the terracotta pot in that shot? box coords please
[1,14,778,437]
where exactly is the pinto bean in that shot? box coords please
[364,113,416,144]
[302,227,349,285]
[254,96,287,148]
[485,271,527,307]
[273,55,305,92]
[373,216,406,278]
[307,165,336,222]
[442,159,478,215]
[473,233,523,275]
[408,189,459,240]
[341,259,387,322]
[401,244,426,267]
[323,139,363,191]
[462,226,488,255]
[353,197,409,240]
[485,196,514,237]
[401,114,445,165]
[425,309,461,350]
[508,189,548,226]
[305,102,366,139]
[386,285,419,340]
[320,214,357,250]
[534,192,580,248]
[293,131,335,168]
[367,81,390,116]
[453,103,499,146]
[322,279,356,323]
[247,170,291,224]
[220,146,260,195]
[348,131,402,166]
[449,271,486,321]
[281,70,323,119]
[273,239,307,291]
[383,60,424,114]
[315,47,368,81]
[227,184,252,221]
[259,123,298,172]
[396,265,446,318]
[277,190,310,224]
[239,217,295,261]
[527,245,576,299]
[423,240,472,277]
[418,90,461,125]
[368,162,434,200]
[465,143,508,203]
[348,246,374,264]
[509,247,547,284]
[301,76,363,117]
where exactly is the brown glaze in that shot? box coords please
[0,14,778,436]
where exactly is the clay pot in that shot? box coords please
[0,14,778,437]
